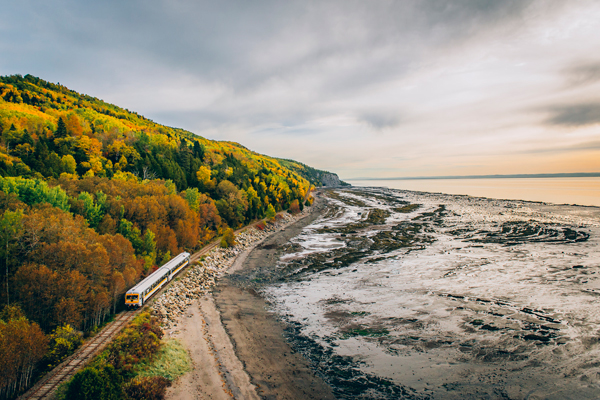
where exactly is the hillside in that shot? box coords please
[0,74,337,399]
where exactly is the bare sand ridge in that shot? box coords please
[166,295,259,400]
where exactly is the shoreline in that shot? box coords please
[165,193,332,399]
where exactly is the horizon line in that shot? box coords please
[345,172,600,181]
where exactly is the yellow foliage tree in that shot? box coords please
[61,155,77,174]
[196,166,211,184]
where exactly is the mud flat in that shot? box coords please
[261,187,600,399]
[167,187,600,399]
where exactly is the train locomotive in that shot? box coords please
[125,252,191,308]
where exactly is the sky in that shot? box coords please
[1,0,600,179]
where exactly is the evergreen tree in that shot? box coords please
[21,130,33,146]
[193,141,205,161]
[55,117,67,138]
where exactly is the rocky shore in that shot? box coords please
[151,211,304,330]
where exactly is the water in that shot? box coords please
[348,177,600,207]
[263,187,600,399]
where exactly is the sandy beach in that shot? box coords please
[166,194,334,400]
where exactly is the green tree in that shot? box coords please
[141,229,157,267]
[265,203,276,220]
[78,192,103,228]
[65,364,123,400]
[119,219,144,255]
[55,116,67,138]
[192,141,205,160]
[0,176,70,211]
[61,154,77,174]
[164,180,177,195]
[183,187,200,211]
[96,191,108,213]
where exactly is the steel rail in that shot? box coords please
[18,311,137,400]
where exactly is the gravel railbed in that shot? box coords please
[152,212,305,329]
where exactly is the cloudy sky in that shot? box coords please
[2,0,600,179]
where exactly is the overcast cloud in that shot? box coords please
[1,0,599,178]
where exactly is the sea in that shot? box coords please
[348,177,600,207]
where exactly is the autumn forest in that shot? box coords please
[0,74,331,398]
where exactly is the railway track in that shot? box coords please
[18,212,296,399]
[19,240,224,400]
[18,311,138,400]
[18,239,224,400]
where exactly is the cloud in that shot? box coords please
[545,102,600,127]
[2,0,542,90]
[359,112,402,130]
[2,0,599,178]
[516,140,600,154]
[564,61,600,86]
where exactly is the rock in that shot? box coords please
[151,209,310,329]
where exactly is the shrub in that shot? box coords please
[288,199,300,215]
[106,312,163,374]
[305,195,314,206]
[65,364,123,400]
[255,221,265,231]
[124,376,171,400]
[43,324,84,370]
[57,312,169,400]
[220,228,235,248]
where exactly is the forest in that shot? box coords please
[0,74,329,399]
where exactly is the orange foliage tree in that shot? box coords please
[0,305,47,399]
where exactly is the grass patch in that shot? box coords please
[133,339,191,381]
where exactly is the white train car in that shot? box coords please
[125,252,191,308]
[159,252,192,280]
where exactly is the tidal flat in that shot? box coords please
[233,187,600,399]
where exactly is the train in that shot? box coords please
[125,252,191,308]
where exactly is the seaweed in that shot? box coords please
[392,204,421,213]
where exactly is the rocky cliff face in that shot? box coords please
[319,172,342,187]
